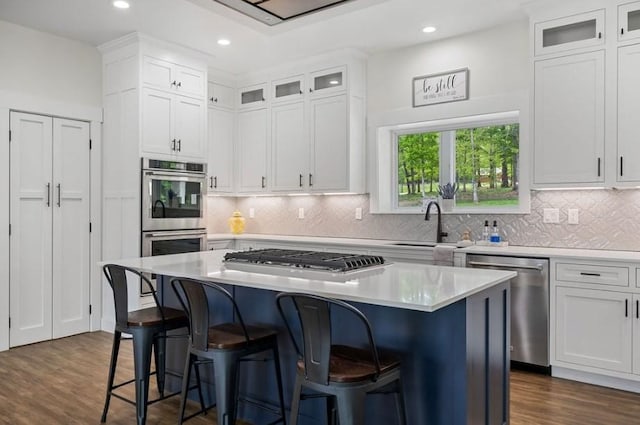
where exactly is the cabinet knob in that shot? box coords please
[299,90,303,94]
[171,80,177,87]
[177,82,182,87]
[309,88,313,93]
[622,28,625,35]
[598,32,602,39]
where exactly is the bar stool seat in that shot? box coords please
[277,292,407,425]
[171,277,286,425]
[297,345,400,383]
[101,264,203,425]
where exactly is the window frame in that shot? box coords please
[373,110,530,215]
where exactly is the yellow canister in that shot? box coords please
[228,210,246,235]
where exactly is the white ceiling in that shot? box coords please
[0,0,529,74]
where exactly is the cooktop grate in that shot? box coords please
[223,248,385,272]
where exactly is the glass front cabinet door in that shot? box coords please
[619,1,640,41]
[534,10,605,56]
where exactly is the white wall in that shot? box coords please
[367,19,529,118]
[0,20,102,351]
[0,20,102,106]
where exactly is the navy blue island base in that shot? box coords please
[158,276,510,425]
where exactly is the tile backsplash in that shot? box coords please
[207,190,640,251]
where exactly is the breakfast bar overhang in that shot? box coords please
[105,250,516,425]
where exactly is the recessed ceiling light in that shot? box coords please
[112,0,130,9]
[217,39,231,46]
[422,26,437,33]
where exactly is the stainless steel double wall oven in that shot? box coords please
[141,158,207,295]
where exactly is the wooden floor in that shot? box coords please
[2,332,640,425]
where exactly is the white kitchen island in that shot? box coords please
[106,250,516,425]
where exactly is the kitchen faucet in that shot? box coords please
[424,201,448,243]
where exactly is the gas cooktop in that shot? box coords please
[223,249,385,273]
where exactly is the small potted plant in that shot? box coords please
[437,182,458,212]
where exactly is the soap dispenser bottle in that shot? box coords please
[482,220,490,242]
[490,220,501,243]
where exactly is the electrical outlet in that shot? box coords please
[355,208,362,220]
[298,207,304,219]
[543,208,560,224]
[249,208,255,218]
[568,209,579,225]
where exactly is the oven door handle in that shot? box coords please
[143,230,207,238]
[144,170,206,180]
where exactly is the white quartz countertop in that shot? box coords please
[208,233,640,262]
[105,250,515,313]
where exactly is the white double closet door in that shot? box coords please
[9,112,90,347]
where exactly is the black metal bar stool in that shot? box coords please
[101,264,204,425]
[276,292,407,425]
[171,277,287,425]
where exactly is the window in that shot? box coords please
[372,110,528,214]
[396,122,520,209]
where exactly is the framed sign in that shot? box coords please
[412,68,469,107]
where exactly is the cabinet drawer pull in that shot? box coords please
[56,183,61,207]
[597,157,601,177]
[171,139,176,151]
[214,176,217,189]
[626,299,629,318]
[636,300,638,319]
[598,32,602,39]
[261,176,266,188]
[209,176,213,189]
[299,174,303,187]
[580,272,601,277]
[177,139,181,152]
[309,173,313,187]
[621,156,624,176]
[622,28,625,35]
[46,183,51,207]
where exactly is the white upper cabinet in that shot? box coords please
[208,81,235,109]
[309,66,347,97]
[617,43,640,182]
[207,107,235,193]
[309,95,349,192]
[239,83,268,110]
[533,50,605,186]
[271,101,308,191]
[534,10,605,56]
[272,75,305,104]
[619,1,640,41]
[143,56,205,97]
[237,108,269,193]
[141,87,206,159]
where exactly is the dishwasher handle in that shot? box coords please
[467,260,544,271]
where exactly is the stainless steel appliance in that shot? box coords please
[466,254,550,370]
[141,158,207,295]
[140,229,207,295]
[224,249,385,271]
[141,158,206,232]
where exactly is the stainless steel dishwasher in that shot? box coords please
[466,254,550,370]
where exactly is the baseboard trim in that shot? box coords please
[553,366,640,393]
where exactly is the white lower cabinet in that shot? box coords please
[9,112,91,347]
[555,286,632,373]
